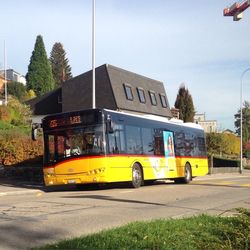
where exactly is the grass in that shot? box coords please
[33,208,250,250]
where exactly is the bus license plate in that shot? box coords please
[68,179,76,184]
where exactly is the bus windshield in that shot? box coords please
[44,125,105,165]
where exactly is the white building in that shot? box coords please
[194,113,217,133]
[0,69,26,85]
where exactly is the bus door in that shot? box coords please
[163,131,176,173]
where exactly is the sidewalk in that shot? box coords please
[196,169,250,181]
[0,178,44,196]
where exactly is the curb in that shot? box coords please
[0,188,43,197]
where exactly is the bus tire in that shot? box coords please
[175,163,192,184]
[131,163,143,188]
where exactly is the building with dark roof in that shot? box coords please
[28,64,172,120]
[27,87,62,115]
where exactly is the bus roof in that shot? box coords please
[41,108,204,131]
[104,109,204,131]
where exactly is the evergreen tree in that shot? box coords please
[26,35,55,96]
[174,84,195,122]
[235,101,250,144]
[49,42,72,87]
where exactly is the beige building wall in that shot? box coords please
[194,113,217,133]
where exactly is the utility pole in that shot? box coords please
[92,0,96,109]
[4,40,7,106]
[239,69,250,173]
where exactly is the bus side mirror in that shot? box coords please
[32,123,41,141]
[106,115,114,133]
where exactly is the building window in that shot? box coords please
[123,84,133,100]
[159,94,167,108]
[137,88,146,103]
[149,91,157,106]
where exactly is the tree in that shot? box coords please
[49,42,72,87]
[26,35,55,96]
[174,84,195,122]
[8,81,27,102]
[235,101,250,145]
[206,132,240,157]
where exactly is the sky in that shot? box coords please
[1,0,250,131]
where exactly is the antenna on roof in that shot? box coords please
[92,0,96,109]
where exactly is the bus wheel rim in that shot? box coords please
[132,166,142,187]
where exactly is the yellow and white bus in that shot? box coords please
[35,108,208,188]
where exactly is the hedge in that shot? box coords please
[0,129,43,166]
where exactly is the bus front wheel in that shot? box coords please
[175,164,192,184]
[131,163,143,188]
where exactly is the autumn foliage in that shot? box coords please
[206,132,240,158]
[0,96,43,166]
[0,130,43,165]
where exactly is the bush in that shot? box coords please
[7,81,27,102]
[0,106,11,122]
[0,129,43,165]
[7,96,31,126]
[206,132,240,158]
[0,96,42,166]
[0,96,32,126]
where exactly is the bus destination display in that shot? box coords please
[49,115,81,128]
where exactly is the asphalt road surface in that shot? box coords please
[0,172,250,250]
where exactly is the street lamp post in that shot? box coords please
[4,40,7,106]
[240,68,250,174]
[92,0,96,109]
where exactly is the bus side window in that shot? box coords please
[108,133,118,153]
[108,124,125,154]
[197,136,206,156]
[175,131,185,156]
[118,124,126,153]
[142,128,154,155]
[184,132,194,156]
[126,125,142,155]
[153,129,164,156]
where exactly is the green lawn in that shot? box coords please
[33,209,249,250]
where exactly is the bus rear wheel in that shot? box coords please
[131,163,143,188]
[175,164,192,184]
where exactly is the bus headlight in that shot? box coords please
[47,168,55,174]
[44,168,55,177]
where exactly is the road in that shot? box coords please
[0,172,250,250]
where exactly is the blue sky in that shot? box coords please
[1,0,250,130]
